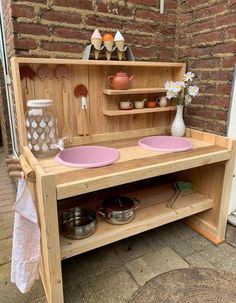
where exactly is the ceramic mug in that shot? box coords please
[120,101,133,110]
[134,101,145,109]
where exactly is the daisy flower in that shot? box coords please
[164,81,174,91]
[185,95,192,105]
[172,82,182,93]
[166,90,177,100]
[184,72,195,82]
[188,85,199,97]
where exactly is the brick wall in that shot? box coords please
[177,0,236,135]
[10,0,177,61]
[0,63,12,153]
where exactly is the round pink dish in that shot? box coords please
[138,136,192,152]
[55,146,119,168]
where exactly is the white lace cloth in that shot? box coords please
[11,178,40,293]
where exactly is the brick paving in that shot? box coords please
[0,148,236,303]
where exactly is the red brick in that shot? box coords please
[226,27,236,39]
[180,13,192,23]
[14,36,38,50]
[124,22,156,33]
[166,13,177,23]
[223,56,236,68]
[129,0,157,6]
[191,57,220,69]
[200,83,217,94]
[205,121,226,135]
[132,47,157,59]
[42,10,82,25]
[42,41,83,53]
[213,42,236,54]
[165,0,177,10]
[136,9,161,21]
[86,15,122,29]
[194,31,223,45]
[159,25,175,36]
[195,3,225,19]
[11,4,34,19]
[229,0,236,8]
[218,83,231,95]
[134,36,164,47]
[185,19,215,34]
[200,71,232,82]
[215,13,236,27]
[208,97,229,108]
[159,49,176,60]
[13,22,50,36]
[54,0,92,10]
[53,27,92,40]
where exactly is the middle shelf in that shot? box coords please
[60,182,214,260]
[103,106,176,116]
[103,87,167,95]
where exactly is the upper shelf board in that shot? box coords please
[103,87,167,95]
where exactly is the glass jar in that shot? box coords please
[25,99,58,157]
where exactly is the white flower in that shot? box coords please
[166,90,177,100]
[177,81,185,87]
[185,94,192,105]
[171,82,183,93]
[164,81,174,91]
[184,72,195,82]
[188,85,199,97]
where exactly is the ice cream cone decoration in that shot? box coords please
[91,29,102,59]
[103,34,114,60]
[114,31,125,61]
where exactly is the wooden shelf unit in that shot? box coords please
[10,57,236,303]
[60,183,213,260]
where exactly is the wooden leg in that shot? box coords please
[35,173,64,303]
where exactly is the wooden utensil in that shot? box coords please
[171,181,192,209]
[74,84,91,137]
[166,182,179,208]
[62,89,73,142]
[54,65,73,142]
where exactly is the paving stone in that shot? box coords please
[0,263,45,303]
[226,223,236,248]
[66,281,97,303]
[62,245,122,285]
[139,229,167,252]
[199,242,236,272]
[126,247,189,286]
[81,269,138,303]
[167,221,198,241]
[186,234,214,253]
[111,234,152,262]
[184,252,215,268]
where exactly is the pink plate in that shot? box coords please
[138,136,192,152]
[55,146,119,168]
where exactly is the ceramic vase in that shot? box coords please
[171,105,185,137]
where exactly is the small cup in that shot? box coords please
[134,101,144,109]
[120,101,133,110]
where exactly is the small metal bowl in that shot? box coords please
[60,207,96,240]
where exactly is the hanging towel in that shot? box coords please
[11,177,41,293]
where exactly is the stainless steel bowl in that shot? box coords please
[60,207,96,240]
[98,196,140,225]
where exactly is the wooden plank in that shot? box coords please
[103,87,167,95]
[60,185,213,259]
[35,172,64,303]
[103,106,176,116]
[13,57,185,67]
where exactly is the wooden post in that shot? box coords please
[35,170,64,303]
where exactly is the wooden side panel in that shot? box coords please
[35,172,64,303]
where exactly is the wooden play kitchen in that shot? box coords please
[11,57,235,303]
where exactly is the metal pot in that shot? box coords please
[60,207,96,240]
[98,196,140,225]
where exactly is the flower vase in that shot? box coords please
[171,105,185,137]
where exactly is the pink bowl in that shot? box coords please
[138,136,192,152]
[55,146,119,168]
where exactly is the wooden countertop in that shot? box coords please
[35,130,232,200]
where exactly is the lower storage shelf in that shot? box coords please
[60,183,213,260]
